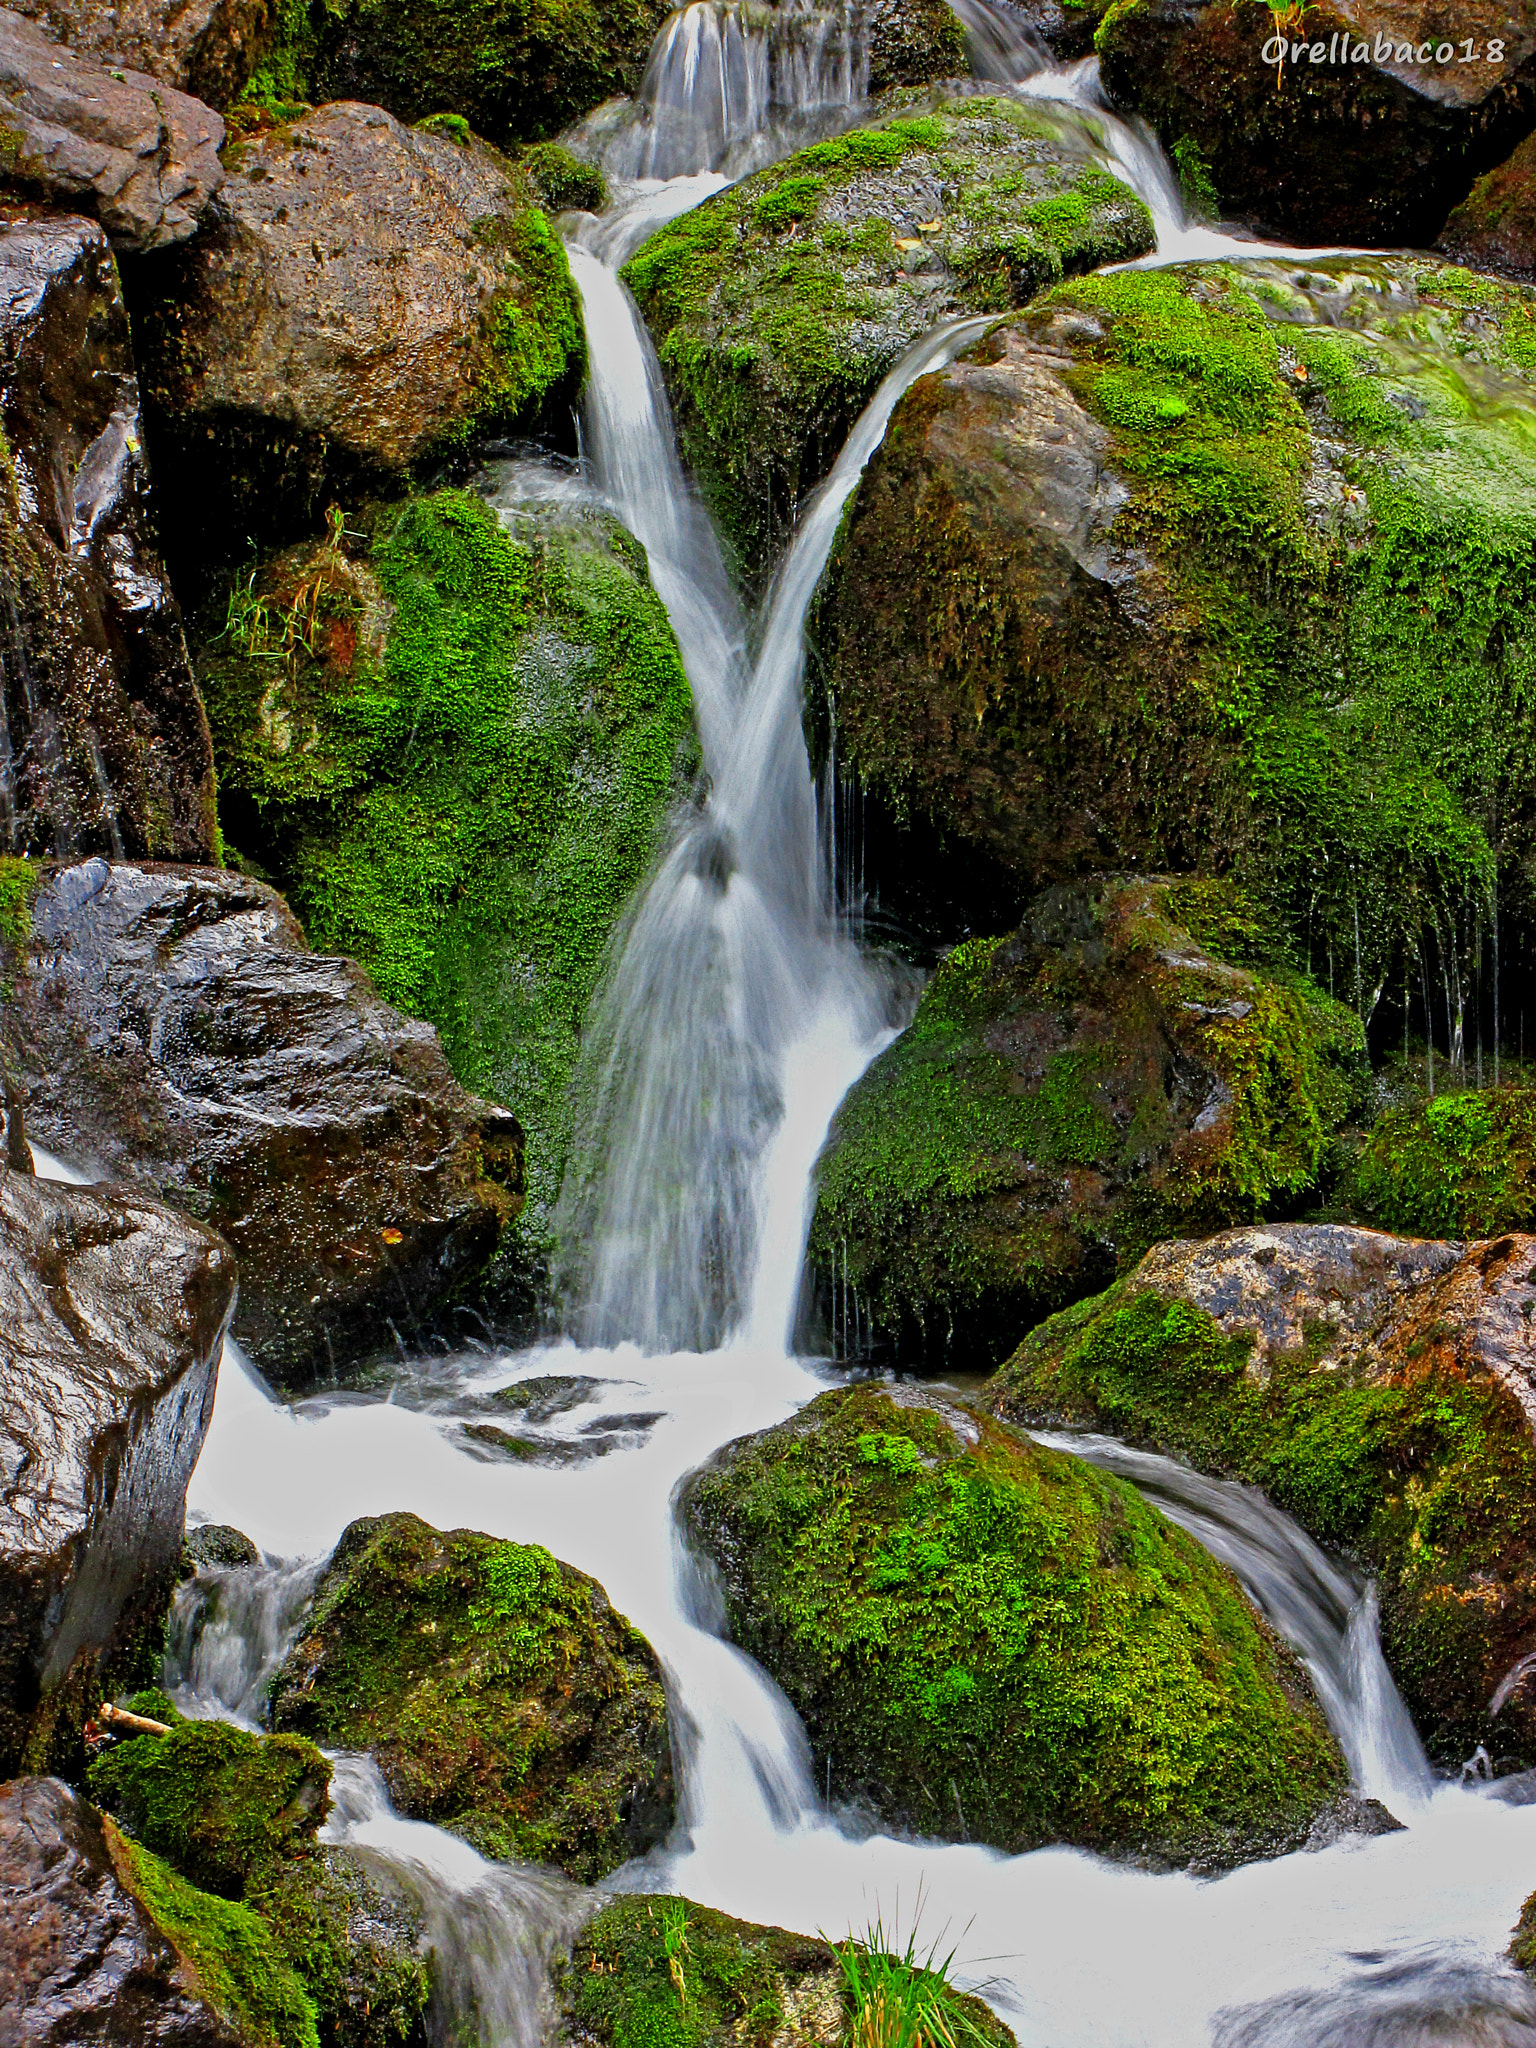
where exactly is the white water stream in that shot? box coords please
[85,4,1536,2040]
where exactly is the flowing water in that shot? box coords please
[67,4,1536,2039]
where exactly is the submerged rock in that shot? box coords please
[988,1224,1536,1768]
[808,875,1366,1370]
[127,101,585,562]
[11,0,269,106]
[0,1169,235,1779]
[621,91,1153,582]
[0,858,524,1388]
[196,486,697,1258]
[1439,131,1536,280]
[1096,0,1536,245]
[0,207,218,862]
[0,8,225,250]
[813,258,1536,972]
[270,1511,675,1883]
[682,1383,1348,1863]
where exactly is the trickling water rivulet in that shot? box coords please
[155,5,1536,2042]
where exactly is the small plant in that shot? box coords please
[660,1898,691,2007]
[833,1909,992,2048]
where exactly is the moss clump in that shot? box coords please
[524,140,607,215]
[198,489,696,1252]
[988,1250,1536,1765]
[808,876,1365,1369]
[0,854,35,943]
[683,1385,1345,1862]
[472,205,588,439]
[88,1709,428,2048]
[1353,1087,1536,1238]
[268,1512,673,1881]
[1511,1886,1536,1977]
[621,93,1152,583]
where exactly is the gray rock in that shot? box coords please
[182,1521,260,1570]
[0,1169,235,1779]
[0,204,218,862]
[0,1776,244,2046]
[0,858,526,1388]
[12,0,269,109]
[0,8,224,251]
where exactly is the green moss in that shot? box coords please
[1353,1086,1536,1238]
[1172,135,1219,220]
[523,139,607,214]
[621,94,1152,582]
[416,110,472,144]
[1511,1887,1536,1977]
[0,854,35,944]
[683,1386,1344,1859]
[199,489,696,1248]
[473,207,587,435]
[269,1513,673,1881]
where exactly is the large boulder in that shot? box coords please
[0,857,524,1389]
[195,486,697,1257]
[0,1168,235,1780]
[621,92,1153,582]
[812,258,1536,979]
[1095,0,1536,245]
[681,1383,1348,1864]
[988,1225,1536,1768]
[11,0,269,108]
[0,208,218,862]
[807,875,1366,1371]
[1439,129,1536,278]
[270,1512,674,1882]
[0,8,225,251]
[126,101,585,565]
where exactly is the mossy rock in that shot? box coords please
[681,1382,1348,1864]
[268,1512,674,1881]
[986,1223,1536,1768]
[555,1893,1015,2048]
[197,487,697,1262]
[243,0,669,145]
[620,91,1153,584]
[1439,131,1536,284]
[812,256,1536,993]
[524,139,607,214]
[86,1705,429,2048]
[1353,1084,1536,1238]
[808,875,1366,1370]
[1512,1885,1536,1976]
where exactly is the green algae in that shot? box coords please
[683,1384,1345,1860]
[268,1512,673,1881]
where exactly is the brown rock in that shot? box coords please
[12,0,270,109]
[0,1777,244,2046]
[0,7,225,251]
[0,858,525,1388]
[0,1170,235,1779]
[0,206,218,862]
[126,99,584,561]
[1096,0,1536,244]
[1438,127,1536,277]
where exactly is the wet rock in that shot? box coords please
[270,1511,675,1882]
[681,1382,1347,1863]
[183,1522,261,1572]
[11,0,269,108]
[988,1224,1536,1768]
[0,1775,246,2047]
[807,875,1366,1371]
[1512,1882,1536,1974]
[1096,0,1536,245]
[0,858,524,1389]
[0,206,218,862]
[126,100,584,563]
[621,91,1153,584]
[812,258,1536,971]
[864,0,969,89]
[0,1169,235,1779]
[554,1894,1017,2048]
[1439,129,1536,279]
[0,8,225,250]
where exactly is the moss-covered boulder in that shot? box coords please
[813,257,1536,984]
[197,487,696,1264]
[128,101,584,566]
[807,875,1365,1370]
[620,93,1153,582]
[681,1383,1348,1864]
[1512,1885,1536,1976]
[987,1224,1536,1768]
[269,1513,674,1881]
[554,1894,1015,2048]
[1439,131,1536,282]
[1353,1085,1536,1238]
[1095,0,1536,246]
[85,1704,430,2048]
